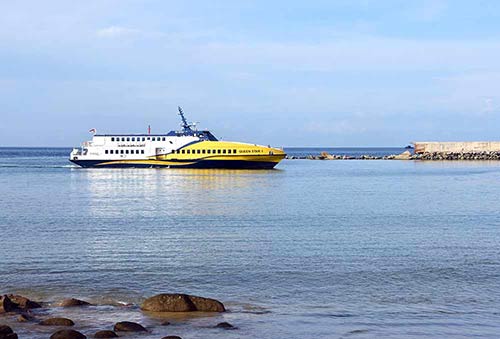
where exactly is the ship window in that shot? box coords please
[223,149,226,154]
[234,149,237,153]
[202,149,206,154]
[217,149,221,154]
[162,137,166,141]
[120,150,124,154]
[141,150,144,154]
[228,149,231,154]
[111,137,115,142]
[126,137,130,141]
[187,150,191,154]
[131,137,135,142]
[120,137,123,141]
[110,150,113,154]
[212,149,216,153]
[147,137,150,141]
[142,137,145,141]
[125,150,129,154]
[196,149,200,154]
[181,150,185,154]
[105,150,109,154]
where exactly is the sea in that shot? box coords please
[1,147,500,338]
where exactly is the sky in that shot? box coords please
[1,0,500,147]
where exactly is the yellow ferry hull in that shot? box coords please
[71,155,285,169]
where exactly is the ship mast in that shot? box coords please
[178,106,196,134]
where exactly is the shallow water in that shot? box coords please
[1,148,500,338]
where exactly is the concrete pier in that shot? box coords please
[414,141,500,154]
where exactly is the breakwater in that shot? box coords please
[286,150,500,161]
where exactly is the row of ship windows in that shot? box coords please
[105,149,145,154]
[172,149,238,154]
[111,137,166,142]
[103,149,238,155]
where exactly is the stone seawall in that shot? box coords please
[286,151,500,161]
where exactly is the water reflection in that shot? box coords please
[75,168,284,218]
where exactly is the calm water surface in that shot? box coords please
[1,148,500,338]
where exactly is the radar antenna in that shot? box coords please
[178,106,190,130]
[177,106,198,134]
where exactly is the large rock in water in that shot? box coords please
[93,330,118,338]
[7,295,42,310]
[50,329,86,339]
[215,322,235,329]
[58,298,91,307]
[141,294,225,312]
[0,296,15,313]
[40,318,75,326]
[0,325,18,339]
[113,321,147,332]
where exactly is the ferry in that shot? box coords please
[69,107,286,169]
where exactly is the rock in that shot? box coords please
[0,325,18,339]
[0,333,17,339]
[93,330,118,338]
[215,322,235,329]
[320,151,335,160]
[7,295,41,310]
[161,336,182,339]
[0,325,13,335]
[393,150,412,160]
[113,321,147,332]
[0,325,13,334]
[58,298,91,307]
[0,296,15,313]
[50,329,86,339]
[141,294,225,312]
[40,317,75,326]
